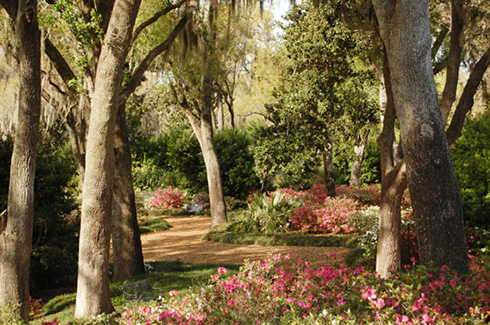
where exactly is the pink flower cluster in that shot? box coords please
[280,184,359,234]
[116,254,490,324]
[290,197,357,234]
[149,186,185,209]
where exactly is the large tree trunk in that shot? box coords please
[0,0,41,321]
[75,0,141,317]
[372,0,469,273]
[323,138,336,197]
[349,128,370,187]
[376,55,407,278]
[112,101,145,280]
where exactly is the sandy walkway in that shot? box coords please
[141,215,350,268]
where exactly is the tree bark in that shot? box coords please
[349,128,370,187]
[0,0,41,321]
[372,0,469,273]
[323,138,336,197]
[75,0,141,317]
[376,55,407,278]
[112,101,145,280]
[200,118,228,226]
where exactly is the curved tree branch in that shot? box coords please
[131,0,188,47]
[122,2,196,100]
[446,47,490,145]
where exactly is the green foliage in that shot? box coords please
[359,138,382,185]
[0,302,24,324]
[132,129,260,199]
[227,192,302,234]
[31,131,79,294]
[215,129,260,200]
[0,129,79,294]
[451,111,490,229]
[252,2,379,188]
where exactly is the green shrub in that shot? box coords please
[215,129,260,200]
[30,134,79,294]
[227,192,302,234]
[451,111,490,229]
[0,131,79,295]
[132,129,261,200]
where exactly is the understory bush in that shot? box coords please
[227,192,302,234]
[114,253,490,324]
[0,130,79,295]
[149,186,186,209]
[451,111,490,229]
[132,129,261,200]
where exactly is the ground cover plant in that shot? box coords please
[34,253,490,324]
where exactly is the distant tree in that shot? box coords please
[254,1,378,193]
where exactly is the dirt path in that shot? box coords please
[141,215,350,268]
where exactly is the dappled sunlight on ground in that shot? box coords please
[141,215,350,269]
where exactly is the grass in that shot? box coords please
[32,262,240,325]
[202,227,359,249]
[138,217,172,234]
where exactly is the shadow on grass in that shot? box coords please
[34,261,241,324]
[202,230,359,248]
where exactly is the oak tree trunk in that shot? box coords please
[75,0,141,317]
[375,53,407,278]
[112,101,145,280]
[372,0,469,273]
[0,0,41,321]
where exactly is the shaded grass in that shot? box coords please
[32,262,240,325]
[138,217,172,234]
[202,228,359,249]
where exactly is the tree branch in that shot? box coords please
[446,47,490,145]
[122,3,195,99]
[440,0,464,124]
[131,0,188,47]
[431,27,448,62]
[43,38,77,92]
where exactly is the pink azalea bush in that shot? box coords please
[290,196,358,234]
[278,185,359,234]
[149,186,186,209]
[115,253,490,324]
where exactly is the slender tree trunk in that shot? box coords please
[439,0,464,124]
[200,120,228,226]
[75,0,141,317]
[323,138,336,197]
[375,52,407,278]
[349,128,370,187]
[373,0,469,273]
[0,0,41,321]
[198,0,227,226]
[112,101,145,280]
